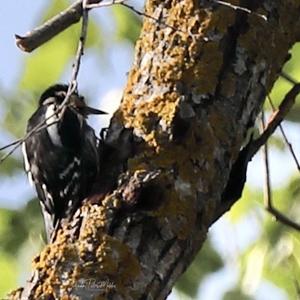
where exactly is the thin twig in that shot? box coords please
[261,110,272,208]
[15,0,100,52]
[15,0,82,52]
[280,71,298,85]
[267,95,300,172]
[120,2,181,33]
[58,0,90,113]
[261,111,300,231]
[0,139,22,151]
[0,121,57,164]
[0,143,21,164]
[212,0,267,21]
[85,0,181,33]
[247,83,300,158]
[85,0,125,9]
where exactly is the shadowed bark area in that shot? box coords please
[10,1,300,299]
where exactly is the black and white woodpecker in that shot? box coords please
[22,84,106,241]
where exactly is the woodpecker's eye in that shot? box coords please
[42,97,56,106]
[56,91,67,99]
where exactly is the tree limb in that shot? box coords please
[15,0,100,52]
[261,110,300,231]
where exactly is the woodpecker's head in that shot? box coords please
[39,84,107,116]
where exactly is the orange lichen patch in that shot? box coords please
[31,239,81,298]
[79,206,108,240]
[34,240,75,270]
[135,93,178,123]
[178,5,236,93]
[121,91,180,148]
[70,234,140,298]
[121,81,178,120]
[119,0,242,143]
[119,0,241,134]
[126,114,219,191]
[32,208,141,299]
[77,234,140,281]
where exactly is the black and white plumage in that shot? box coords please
[22,84,106,241]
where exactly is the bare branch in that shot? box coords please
[261,111,300,231]
[0,139,22,152]
[15,0,100,52]
[58,0,90,111]
[281,71,298,85]
[248,83,300,158]
[120,2,181,33]
[267,95,300,172]
[213,0,267,21]
[0,120,59,164]
[215,83,300,221]
[85,0,125,9]
[15,0,82,52]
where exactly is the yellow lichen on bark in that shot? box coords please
[111,1,242,243]
[30,201,141,299]
[119,0,237,151]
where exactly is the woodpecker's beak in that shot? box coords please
[70,95,107,116]
[83,106,108,115]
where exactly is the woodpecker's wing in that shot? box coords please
[22,138,56,240]
[76,122,99,200]
[23,107,56,213]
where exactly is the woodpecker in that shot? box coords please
[22,84,106,241]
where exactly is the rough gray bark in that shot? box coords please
[10,1,300,299]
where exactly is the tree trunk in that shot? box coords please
[10,1,300,299]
